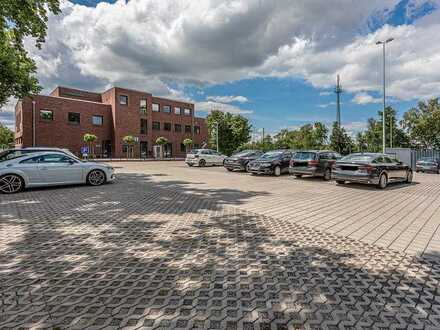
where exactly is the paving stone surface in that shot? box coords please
[1,163,440,329]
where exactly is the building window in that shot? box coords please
[152,121,160,130]
[140,119,148,134]
[174,107,181,115]
[152,103,160,112]
[174,124,182,132]
[92,115,103,126]
[194,126,200,134]
[68,112,80,124]
[193,143,200,149]
[119,95,128,105]
[184,108,191,116]
[180,143,187,152]
[164,122,171,131]
[40,109,53,121]
[140,98,147,114]
[185,125,192,133]
[163,105,171,113]
[122,144,128,153]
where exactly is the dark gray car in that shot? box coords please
[332,153,413,189]
[224,150,263,172]
[416,157,440,173]
[289,150,341,181]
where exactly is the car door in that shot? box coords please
[212,151,224,164]
[383,156,401,180]
[17,155,43,184]
[38,154,84,184]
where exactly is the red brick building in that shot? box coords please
[14,86,208,158]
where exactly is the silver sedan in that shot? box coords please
[0,151,115,194]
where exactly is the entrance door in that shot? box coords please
[164,143,173,158]
[102,140,112,158]
[140,142,148,159]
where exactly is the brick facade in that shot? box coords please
[15,86,208,158]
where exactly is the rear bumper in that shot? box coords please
[107,172,116,182]
[332,172,379,185]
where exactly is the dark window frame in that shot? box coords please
[152,121,161,130]
[164,122,171,131]
[68,112,81,125]
[39,109,53,121]
[140,118,148,134]
[119,94,129,105]
[152,103,160,112]
[163,105,171,114]
[194,126,200,134]
[140,98,147,114]
[92,115,103,126]
[174,124,182,132]
[185,125,192,133]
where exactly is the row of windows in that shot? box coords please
[40,110,103,126]
[147,121,200,134]
[122,143,201,154]
[119,95,192,116]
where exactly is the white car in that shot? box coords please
[0,151,115,194]
[185,149,227,167]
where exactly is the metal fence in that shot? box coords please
[386,147,440,169]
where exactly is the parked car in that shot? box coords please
[416,157,440,173]
[332,153,412,189]
[185,149,227,167]
[0,147,77,162]
[290,150,341,180]
[248,150,294,176]
[224,149,263,172]
[0,152,115,194]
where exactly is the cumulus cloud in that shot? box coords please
[0,99,17,129]
[20,0,440,111]
[206,95,249,103]
[196,101,253,115]
[352,92,382,104]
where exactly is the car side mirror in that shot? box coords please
[68,160,75,165]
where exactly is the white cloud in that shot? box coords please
[0,98,16,129]
[196,101,253,115]
[206,95,249,103]
[352,92,382,104]
[319,91,332,96]
[18,0,439,124]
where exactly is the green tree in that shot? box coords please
[401,98,440,148]
[206,110,251,156]
[361,107,409,152]
[155,136,169,159]
[83,133,97,158]
[0,122,13,149]
[273,122,328,150]
[0,0,61,107]
[329,122,353,155]
[122,135,136,158]
[182,138,193,153]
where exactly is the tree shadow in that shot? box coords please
[1,173,439,329]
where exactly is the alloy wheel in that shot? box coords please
[199,159,206,167]
[88,170,106,186]
[0,175,23,194]
[378,174,387,189]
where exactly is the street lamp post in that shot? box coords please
[213,121,219,152]
[376,38,394,154]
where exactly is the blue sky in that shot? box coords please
[2,0,440,136]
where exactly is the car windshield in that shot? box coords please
[259,151,283,159]
[420,157,435,162]
[294,152,316,160]
[340,154,376,162]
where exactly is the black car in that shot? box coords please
[289,150,341,181]
[416,157,440,174]
[248,150,294,176]
[332,153,413,189]
[224,150,263,172]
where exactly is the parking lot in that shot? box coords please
[1,161,440,329]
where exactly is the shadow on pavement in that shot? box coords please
[0,173,439,329]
